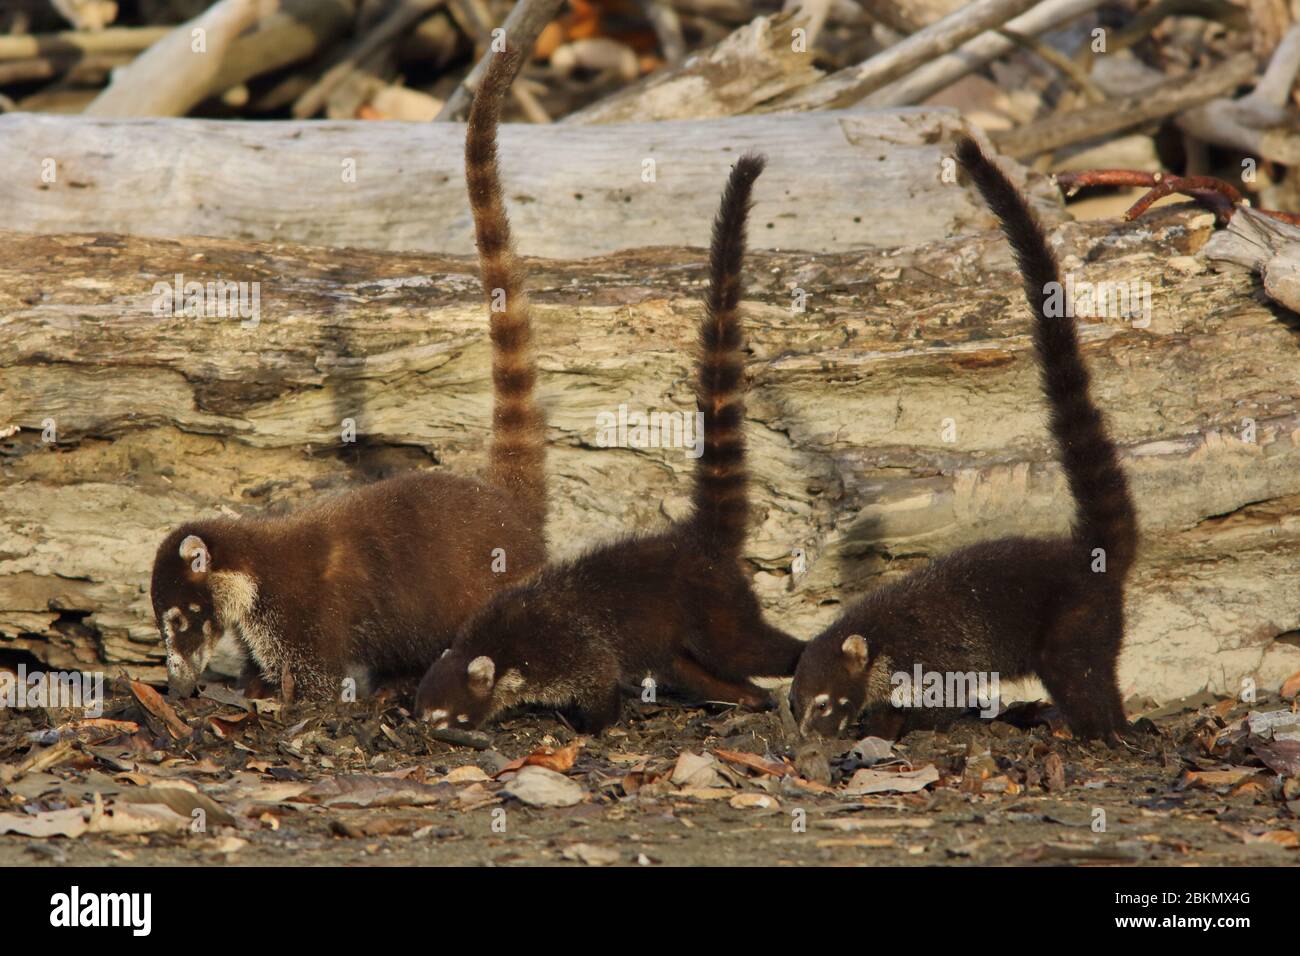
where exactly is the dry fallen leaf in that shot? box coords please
[0,793,190,838]
[129,679,191,739]
[1178,767,1263,790]
[843,765,940,796]
[302,775,453,809]
[495,742,584,776]
[503,765,585,808]
[670,751,723,788]
[713,749,790,777]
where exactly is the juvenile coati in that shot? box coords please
[414,154,805,734]
[789,137,1138,743]
[150,48,547,701]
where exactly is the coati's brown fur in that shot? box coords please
[789,137,1138,743]
[414,154,805,734]
[150,48,546,701]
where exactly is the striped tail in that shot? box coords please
[689,154,766,555]
[466,47,546,527]
[957,137,1138,579]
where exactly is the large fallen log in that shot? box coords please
[0,110,1059,257]
[1,207,1298,702]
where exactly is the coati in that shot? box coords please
[150,48,547,701]
[789,137,1138,743]
[414,154,805,734]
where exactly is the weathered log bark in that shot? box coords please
[1,208,1298,701]
[0,110,1060,257]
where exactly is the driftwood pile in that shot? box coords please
[1,1,1299,702]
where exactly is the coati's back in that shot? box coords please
[825,536,1081,677]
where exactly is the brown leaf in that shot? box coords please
[129,679,190,739]
[1251,738,1300,774]
[843,765,940,796]
[495,742,583,776]
[1178,767,1261,790]
[302,775,453,809]
[712,749,791,777]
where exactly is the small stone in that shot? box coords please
[730,792,779,810]
[562,843,619,866]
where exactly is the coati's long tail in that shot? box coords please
[466,48,546,527]
[690,154,766,555]
[957,137,1137,579]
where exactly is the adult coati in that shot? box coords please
[789,137,1138,743]
[414,154,805,734]
[150,49,546,701]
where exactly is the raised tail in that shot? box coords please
[465,47,546,527]
[689,154,766,555]
[956,137,1138,579]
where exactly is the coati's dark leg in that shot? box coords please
[670,655,769,708]
[896,706,972,734]
[237,659,271,700]
[570,681,623,735]
[1037,606,1127,741]
[861,707,907,740]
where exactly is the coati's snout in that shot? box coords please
[415,650,497,730]
[789,633,871,738]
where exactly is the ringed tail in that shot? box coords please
[465,47,547,527]
[690,154,766,555]
[957,136,1138,579]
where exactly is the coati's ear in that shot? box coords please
[467,656,495,694]
[178,534,210,573]
[841,634,868,669]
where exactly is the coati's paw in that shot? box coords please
[737,688,772,710]
[238,673,273,700]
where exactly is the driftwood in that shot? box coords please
[0,110,1059,257]
[2,208,1298,703]
[1201,205,1300,310]
[563,11,823,125]
[860,0,1107,108]
[434,0,567,121]
[990,52,1258,159]
[83,1,358,118]
[85,0,263,118]
[761,0,1039,113]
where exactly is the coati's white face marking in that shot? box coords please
[161,607,187,640]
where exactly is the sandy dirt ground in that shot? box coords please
[1,678,1298,867]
